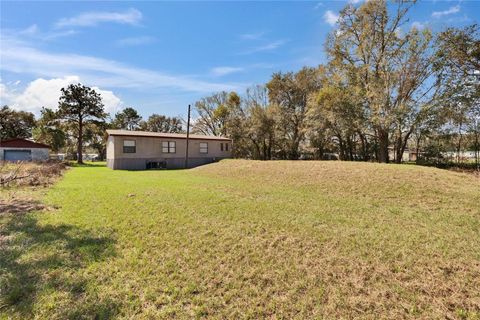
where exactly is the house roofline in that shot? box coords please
[106,130,232,142]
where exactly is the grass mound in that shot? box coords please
[1,160,479,319]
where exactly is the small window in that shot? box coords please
[225,143,229,151]
[162,141,176,153]
[123,140,136,153]
[199,142,208,154]
[220,143,224,151]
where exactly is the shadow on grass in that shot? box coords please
[68,161,106,168]
[0,212,118,318]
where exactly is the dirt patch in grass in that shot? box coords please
[0,198,46,215]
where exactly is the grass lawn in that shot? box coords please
[1,160,479,319]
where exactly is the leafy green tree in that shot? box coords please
[327,0,436,163]
[193,91,240,137]
[57,84,106,164]
[0,105,36,140]
[307,83,365,161]
[32,107,66,152]
[267,67,322,159]
[84,121,109,160]
[113,107,142,131]
[141,114,183,133]
[238,85,277,160]
[435,24,480,166]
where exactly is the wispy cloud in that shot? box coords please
[313,2,324,10]
[55,8,142,28]
[116,36,156,47]
[0,35,240,94]
[211,66,244,76]
[323,10,339,26]
[432,5,460,18]
[242,39,288,54]
[240,31,265,40]
[15,24,78,41]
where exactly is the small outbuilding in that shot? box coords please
[0,138,50,162]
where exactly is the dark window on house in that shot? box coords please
[123,140,136,153]
[162,141,176,153]
[225,143,229,151]
[220,143,224,151]
[199,142,208,154]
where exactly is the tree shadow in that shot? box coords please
[68,162,106,168]
[0,211,118,318]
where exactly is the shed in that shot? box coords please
[0,138,50,162]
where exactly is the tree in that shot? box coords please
[327,0,436,163]
[435,24,480,167]
[266,67,322,159]
[193,91,240,137]
[57,84,106,164]
[32,107,66,153]
[307,83,365,160]
[241,85,277,160]
[141,114,183,133]
[113,107,142,131]
[0,105,36,140]
[84,121,109,161]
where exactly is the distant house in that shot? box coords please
[0,138,50,162]
[106,130,232,170]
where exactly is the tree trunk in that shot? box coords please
[474,127,479,170]
[77,117,84,164]
[456,122,463,164]
[395,130,413,164]
[415,135,421,163]
[377,129,389,163]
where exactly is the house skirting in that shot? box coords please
[106,157,223,170]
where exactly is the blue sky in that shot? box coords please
[1,1,478,120]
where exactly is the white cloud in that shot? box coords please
[55,8,142,28]
[314,2,324,10]
[211,67,244,76]
[0,35,240,93]
[324,10,339,26]
[349,0,362,4]
[432,5,460,18]
[240,32,265,40]
[2,76,123,115]
[411,21,425,31]
[115,36,156,47]
[242,40,288,54]
[20,24,39,35]
[92,86,123,114]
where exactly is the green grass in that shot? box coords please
[1,160,479,319]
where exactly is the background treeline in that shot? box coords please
[192,1,480,167]
[1,1,479,167]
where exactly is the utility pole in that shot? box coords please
[184,104,191,169]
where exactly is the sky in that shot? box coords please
[1,0,478,120]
